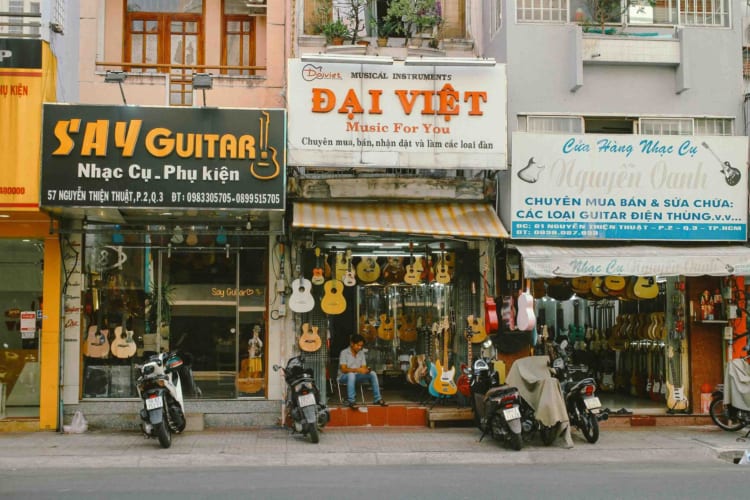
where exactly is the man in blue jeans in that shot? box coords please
[338,334,387,409]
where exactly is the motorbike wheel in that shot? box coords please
[581,411,600,444]
[540,423,559,446]
[155,420,172,449]
[710,398,746,431]
[509,432,523,451]
[307,423,320,444]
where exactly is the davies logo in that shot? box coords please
[302,64,343,82]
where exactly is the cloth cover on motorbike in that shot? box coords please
[506,356,573,448]
[725,358,750,411]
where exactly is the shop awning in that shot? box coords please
[292,202,509,239]
[514,243,750,278]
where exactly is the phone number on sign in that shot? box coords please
[177,192,281,205]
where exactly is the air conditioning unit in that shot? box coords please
[628,3,654,24]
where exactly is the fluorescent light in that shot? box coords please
[300,54,394,65]
[404,57,496,67]
[357,242,382,247]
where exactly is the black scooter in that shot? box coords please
[273,355,329,443]
[468,358,524,450]
[549,340,608,443]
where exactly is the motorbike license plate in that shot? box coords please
[584,396,601,410]
[503,406,521,420]
[298,393,316,407]
[145,396,163,410]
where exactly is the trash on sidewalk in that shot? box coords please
[62,410,88,434]
[734,450,750,465]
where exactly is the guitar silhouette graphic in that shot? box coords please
[517,157,545,183]
[701,141,741,186]
[250,110,281,181]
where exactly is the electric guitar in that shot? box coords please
[298,323,322,352]
[429,316,457,397]
[289,264,315,313]
[457,328,473,397]
[665,344,689,411]
[466,282,487,344]
[702,141,742,186]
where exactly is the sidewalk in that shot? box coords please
[1,424,749,469]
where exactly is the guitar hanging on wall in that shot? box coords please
[466,281,487,344]
[289,264,315,314]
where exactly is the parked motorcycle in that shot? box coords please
[549,340,608,443]
[467,358,524,450]
[136,350,189,449]
[710,342,750,437]
[273,355,329,443]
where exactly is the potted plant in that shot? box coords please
[579,0,654,35]
[386,0,441,47]
[338,0,369,45]
[371,17,399,47]
[321,18,351,45]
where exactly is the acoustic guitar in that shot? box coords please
[434,243,451,284]
[359,315,377,343]
[397,312,418,343]
[298,323,322,352]
[466,282,487,344]
[320,278,346,315]
[516,282,536,332]
[289,264,315,313]
[633,276,659,300]
[482,266,499,334]
[403,242,423,285]
[382,257,405,284]
[341,249,357,287]
[355,256,380,283]
[377,313,395,341]
[83,287,110,359]
[311,247,325,286]
[111,312,136,359]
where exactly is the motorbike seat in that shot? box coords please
[485,385,517,399]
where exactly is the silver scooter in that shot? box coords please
[136,351,188,448]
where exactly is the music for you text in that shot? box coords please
[510,133,749,241]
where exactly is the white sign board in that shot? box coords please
[510,133,749,241]
[287,59,507,169]
[20,311,36,339]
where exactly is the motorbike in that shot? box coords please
[548,340,608,444]
[136,350,191,449]
[710,341,750,437]
[467,357,524,450]
[273,355,329,443]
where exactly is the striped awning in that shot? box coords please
[293,202,509,238]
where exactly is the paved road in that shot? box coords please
[0,424,749,469]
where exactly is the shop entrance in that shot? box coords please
[0,239,43,418]
[155,247,267,399]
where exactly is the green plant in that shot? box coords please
[338,0,368,45]
[386,0,441,44]
[581,0,655,35]
[321,18,351,43]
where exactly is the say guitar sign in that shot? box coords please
[287,58,507,170]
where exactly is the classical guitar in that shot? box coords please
[403,242,423,285]
[289,264,315,313]
[603,276,627,297]
[355,256,380,283]
[377,313,395,341]
[570,276,592,297]
[341,249,357,287]
[397,312,418,343]
[590,277,608,299]
[430,317,457,397]
[311,247,325,286]
[421,254,435,283]
[298,323,322,352]
[434,242,451,284]
[702,141,742,186]
[321,278,346,315]
[466,282,487,344]
[111,312,136,359]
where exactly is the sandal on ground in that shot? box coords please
[374,399,388,407]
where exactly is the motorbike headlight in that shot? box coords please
[142,365,155,376]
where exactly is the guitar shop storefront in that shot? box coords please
[40,104,287,428]
[504,132,750,421]
[290,201,509,409]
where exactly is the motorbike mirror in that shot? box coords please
[272,365,280,371]
[744,344,750,352]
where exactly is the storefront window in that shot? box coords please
[0,239,43,417]
[82,228,268,399]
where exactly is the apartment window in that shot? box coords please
[520,115,733,136]
[679,0,728,26]
[517,0,568,23]
[491,0,502,33]
[125,1,203,106]
[8,0,23,34]
[223,0,262,76]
